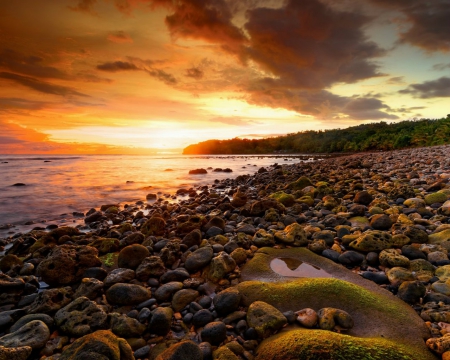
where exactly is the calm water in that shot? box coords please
[0,154,311,238]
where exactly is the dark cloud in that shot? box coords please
[342,97,398,120]
[96,59,177,84]
[399,77,450,98]
[69,0,97,14]
[0,72,88,97]
[433,63,450,71]
[0,49,68,79]
[185,67,204,79]
[97,61,140,72]
[150,0,247,56]
[0,97,48,112]
[370,0,450,52]
[107,31,133,43]
[386,76,405,85]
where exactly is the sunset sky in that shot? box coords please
[0,0,449,154]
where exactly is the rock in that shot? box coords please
[235,224,256,235]
[0,320,50,350]
[379,249,410,268]
[110,313,146,338]
[213,287,241,316]
[252,229,275,247]
[204,217,225,231]
[89,238,120,254]
[182,229,202,248]
[354,191,373,206]
[27,287,73,314]
[104,268,136,288]
[397,281,426,304]
[250,199,285,216]
[172,289,199,312]
[207,252,236,282]
[427,334,450,355]
[189,168,207,174]
[9,313,53,333]
[370,214,393,230]
[54,297,108,337]
[247,301,287,339]
[402,245,426,260]
[429,229,450,244]
[192,309,214,328]
[362,271,388,284]
[156,340,203,360]
[287,176,312,190]
[295,308,318,328]
[106,284,151,305]
[317,307,353,331]
[59,330,134,360]
[269,192,295,207]
[141,216,166,236]
[338,251,364,266]
[135,256,166,281]
[148,307,173,336]
[213,346,239,360]
[154,282,184,302]
[273,223,308,247]
[118,244,150,269]
[160,268,190,283]
[74,278,104,299]
[231,190,248,207]
[0,254,23,273]
[425,192,448,205]
[230,248,247,265]
[185,246,214,273]
[0,345,32,360]
[37,245,101,286]
[349,230,394,252]
[201,321,227,345]
[134,345,150,359]
[402,226,429,244]
[403,198,426,208]
[386,267,415,286]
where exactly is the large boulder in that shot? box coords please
[37,245,101,286]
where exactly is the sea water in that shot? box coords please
[0,154,313,238]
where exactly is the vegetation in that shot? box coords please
[183,116,450,154]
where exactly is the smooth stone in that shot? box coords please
[362,271,389,284]
[117,244,149,269]
[172,289,199,312]
[155,340,203,360]
[160,268,190,283]
[0,320,50,350]
[192,309,214,328]
[154,282,184,302]
[317,307,353,331]
[185,246,214,273]
[148,307,173,336]
[247,301,287,339]
[397,281,426,304]
[213,287,241,316]
[321,249,340,262]
[106,283,151,305]
[201,321,227,345]
[295,308,317,328]
[9,313,53,333]
[338,251,364,266]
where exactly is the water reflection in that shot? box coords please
[270,258,332,278]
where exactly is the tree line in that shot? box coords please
[183,116,450,154]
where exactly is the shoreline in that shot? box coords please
[0,145,449,359]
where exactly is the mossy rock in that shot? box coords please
[269,192,295,207]
[296,196,314,207]
[287,176,312,191]
[255,328,435,360]
[239,248,432,358]
[429,229,450,244]
[141,216,166,236]
[348,216,369,229]
[100,252,119,269]
[425,192,448,205]
[90,238,120,255]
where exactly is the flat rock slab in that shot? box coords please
[239,247,436,359]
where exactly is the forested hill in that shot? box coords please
[183,116,450,155]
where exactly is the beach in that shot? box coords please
[1,145,450,359]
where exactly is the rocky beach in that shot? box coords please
[1,145,450,360]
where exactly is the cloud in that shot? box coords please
[185,67,204,79]
[208,116,260,126]
[0,72,88,97]
[0,97,49,112]
[69,0,97,14]
[96,61,140,72]
[432,63,450,71]
[369,0,450,52]
[0,49,69,79]
[399,77,450,98]
[386,76,405,85]
[342,97,398,120]
[107,31,133,43]
[96,59,177,84]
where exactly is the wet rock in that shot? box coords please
[59,330,134,360]
[156,340,203,360]
[37,245,101,286]
[118,244,149,269]
[201,321,227,345]
[274,223,308,247]
[104,268,136,288]
[189,168,207,174]
[0,320,50,350]
[141,216,166,236]
[397,281,426,304]
[54,297,108,337]
[110,313,146,338]
[148,307,173,336]
[295,308,318,328]
[27,287,73,314]
[106,283,151,305]
[135,256,166,281]
[213,287,241,316]
[317,307,354,331]
[185,246,214,273]
[85,211,104,224]
[231,190,248,207]
[172,289,199,312]
[247,301,287,339]
[207,252,236,282]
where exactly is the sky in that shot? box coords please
[0,0,449,154]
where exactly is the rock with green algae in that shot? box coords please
[286,176,312,190]
[273,223,308,247]
[429,229,450,244]
[269,191,295,207]
[239,248,433,358]
[349,230,394,252]
[141,216,166,236]
[425,192,448,205]
[254,329,435,360]
[247,301,287,339]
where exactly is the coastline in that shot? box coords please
[0,145,449,359]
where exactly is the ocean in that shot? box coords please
[0,154,313,238]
